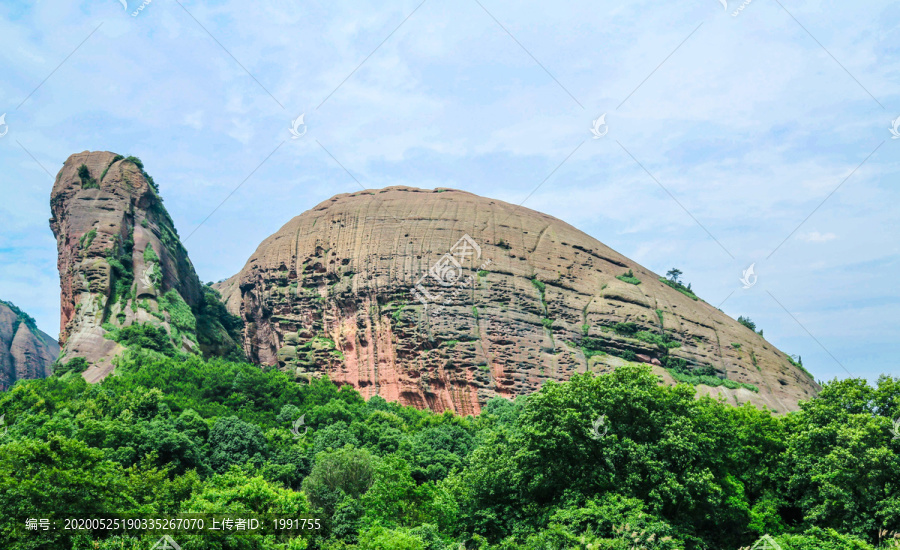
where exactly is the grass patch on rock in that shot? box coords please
[616,269,641,285]
[659,277,698,300]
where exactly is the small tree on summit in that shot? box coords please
[666,268,683,284]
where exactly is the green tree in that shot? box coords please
[303,446,375,518]
[665,268,682,284]
[781,377,900,541]
[0,436,129,548]
[207,416,269,473]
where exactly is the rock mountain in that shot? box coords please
[50,151,242,381]
[44,152,817,412]
[215,186,819,414]
[0,300,59,390]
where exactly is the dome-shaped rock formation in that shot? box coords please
[216,186,819,414]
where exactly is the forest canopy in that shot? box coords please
[0,349,898,549]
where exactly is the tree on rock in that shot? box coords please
[666,268,683,284]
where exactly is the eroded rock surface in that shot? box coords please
[218,187,819,414]
[0,301,59,390]
[51,151,242,381]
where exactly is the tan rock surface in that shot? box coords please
[50,151,242,379]
[0,302,59,389]
[218,186,819,414]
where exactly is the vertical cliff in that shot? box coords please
[50,151,242,381]
[0,300,59,390]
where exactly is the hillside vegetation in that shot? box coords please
[0,349,897,549]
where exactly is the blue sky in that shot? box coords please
[0,0,897,384]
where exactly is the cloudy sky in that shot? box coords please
[0,0,897,384]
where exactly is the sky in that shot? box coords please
[0,0,897,384]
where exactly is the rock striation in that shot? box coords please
[0,300,59,390]
[50,151,242,382]
[217,187,820,415]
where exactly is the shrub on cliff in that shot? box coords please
[77,164,99,189]
[104,323,177,356]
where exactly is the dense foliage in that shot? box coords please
[0,350,897,549]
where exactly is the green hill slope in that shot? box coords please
[0,349,896,549]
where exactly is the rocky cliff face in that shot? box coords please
[217,187,819,414]
[50,151,242,382]
[0,301,59,390]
